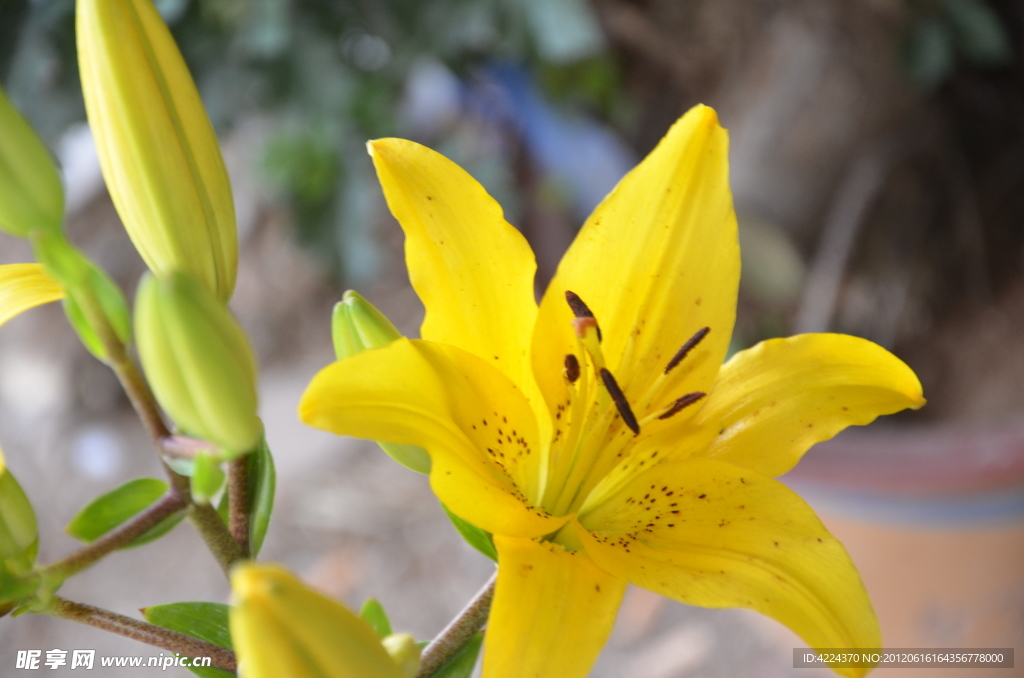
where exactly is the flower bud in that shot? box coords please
[229,563,404,678]
[0,448,38,574]
[381,633,421,678]
[77,0,238,301]
[332,291,431,474]
[0,86,63,238]
[135,272,260,454]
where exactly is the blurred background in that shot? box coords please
[1,0,1023,675]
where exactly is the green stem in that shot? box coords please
[227,456,251,558]
[39,491,188,583]
[189,502,246,575]
[416,572,496,678]
[47,597,237,673]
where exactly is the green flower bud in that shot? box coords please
[0,448,38,573]
[0,86,63,238]
[77,0,238,301]
[191,452,225,505]
[135,272,260,454]
[332,291,431,474]
[229,563,404,678]
[381,633,421,678]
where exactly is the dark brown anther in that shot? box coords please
[664,327,710,374]
[658,392,706,420]
[564,354,580,383]
[565,290,602,342]
[599,368,640,435]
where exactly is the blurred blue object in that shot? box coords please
[468,64,634,220]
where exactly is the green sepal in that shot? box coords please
[142,602,234,678]
[359,597,392,639]
[66,478,186,548]
[247,436,275,557]
[433,632,484,678]
[441,504,497,561]
[0,85,64,238]
[191,453,225,505]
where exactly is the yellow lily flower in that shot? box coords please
[300,105,925,678]
[0,264,64,329]
[229,563,404,678]
[77,0,238,301]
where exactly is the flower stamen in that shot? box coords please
[564,354,581,383]
[665,327,710,374]
[565,290,601,341]
[600,368,640,435]
[658,392,706,420]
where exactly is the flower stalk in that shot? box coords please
[227,456,251,558]
[47,597,237,672]
[39,491,187,584]
[416,573,496,678]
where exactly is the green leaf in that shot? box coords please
[442,504,497,561]
[66,479,179,546]
[247,436,275,557]
[359,598,392,639]
[143,602,234,678]
[943,0,1013,67]
[433,632,484,678]
[904,18,955,90]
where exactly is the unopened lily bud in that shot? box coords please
[332,291,431,474]
[229,563,404,678]
[0,448,38,574]
[77,0,238,301]
[0,86,63,238]
[135,272,259,454]
[381,633,421,678]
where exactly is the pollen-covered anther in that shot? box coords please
[665,327,710,374]
[658,392,706,420]
[564,354,580,383]
[600,368,640,435]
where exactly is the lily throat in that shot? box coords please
[540,290,709,516]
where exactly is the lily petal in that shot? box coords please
[368,139,542,415]
[533,105,739,423]
[578,458,880,678]
[485,535,626,678]
[0,264,64,329]
[300,338,564,538]
[692,334,925,477]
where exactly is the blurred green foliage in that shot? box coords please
[903,0,1013,90]
[1,0,618,282]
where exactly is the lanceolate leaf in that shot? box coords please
[143,602,234,678]
[248,437,275,557]
[66,478,184,548]
[442,504,497,561]
[358,598,392,639]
